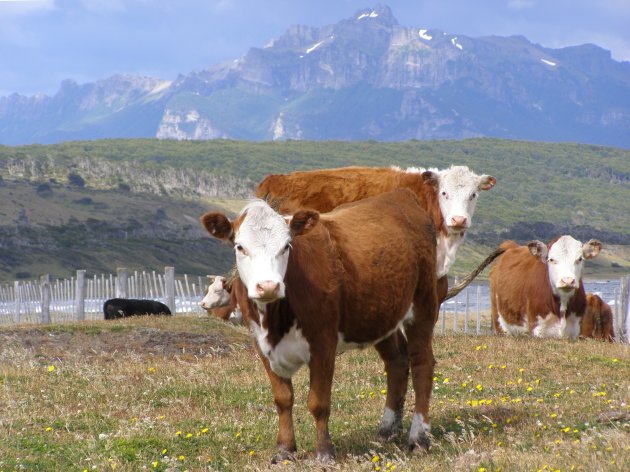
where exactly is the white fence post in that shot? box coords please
[75,270,86,321]
[621,275,630,343]
[41,274,51,324]
[165,266,175,314]
[116,268,128,299]
[13,281,21,324]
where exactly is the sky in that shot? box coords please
[1,0,629,97]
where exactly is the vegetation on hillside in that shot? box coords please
[1,138,628,281]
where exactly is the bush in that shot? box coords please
[67,173,85,187]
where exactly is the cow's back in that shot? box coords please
[256,167,439,223]
[581,294,615,341]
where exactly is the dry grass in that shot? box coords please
[0,315,628,471]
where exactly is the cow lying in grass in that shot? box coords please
[201,189,439,462]
[580,293,615,342]
[103,298,171,320]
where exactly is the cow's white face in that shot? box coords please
[428,166,496,235]
[529,236,602,295]
[233,201,292,303]
[200,276,231,310]
[201,201,320,307]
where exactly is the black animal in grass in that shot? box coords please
[103,298,172,320]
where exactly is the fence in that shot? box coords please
[1,269,629,342]
[0,267,209,325]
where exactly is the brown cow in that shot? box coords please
[580,293,615,342]
[201,189,439,462]
[256,165,496,301]
[490,236,602,340]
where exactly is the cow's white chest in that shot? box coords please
[250,320,311,379]
[436,233,464,278]
[531,312,580,339]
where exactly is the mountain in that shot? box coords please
[1,5,629,147]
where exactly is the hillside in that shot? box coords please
[1,5,629,147]
[0,138,629,282]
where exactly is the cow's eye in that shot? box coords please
[470,192,478,200]
[548,258,556,264]
[279,243,291,255]
[235,244,248,256]
[576,256,583,263]
[441,191,448,199]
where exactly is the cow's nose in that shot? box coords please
[450,216,468,227]
[200,301,209,309]
[256,281,280,299]
[559,277,576,288]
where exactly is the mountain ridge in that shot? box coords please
[1,4,629,147]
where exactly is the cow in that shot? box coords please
[200,189,439,462]
[489,236,602,340]
[256,164,496,301]
[580,293,615,342]
[200,275,242,323]
[103,298,172,320]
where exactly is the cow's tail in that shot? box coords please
[444,246,505,300]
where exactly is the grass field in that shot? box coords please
[0,315,628,471]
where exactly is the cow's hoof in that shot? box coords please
[271,449,296,464]
[408,435,431,454]
[377,425,402,441]
[315,450,335,463]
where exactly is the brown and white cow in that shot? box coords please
[200,275,242,322]
[201,189,439,461]
[490,236,602,340]
[256,165,496,300]
[580,293,615,342]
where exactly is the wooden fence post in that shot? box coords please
[165,266,175,314]
[13,281,21,324]
[116,268,128,299]
[41,274,51,324]
[75,270,86,321]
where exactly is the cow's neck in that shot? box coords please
[436,230,466,278]
[552,288,575,317]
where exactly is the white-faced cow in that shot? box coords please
[201,189,439,462]
[490,236,602,339]
[256,165,496,301]
[200,275,242,323]
[580,293,615,342]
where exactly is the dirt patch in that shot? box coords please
[0,324,249,361]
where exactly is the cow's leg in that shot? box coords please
[256,345,297,462]
[405,289,438,452]
[307,350,336,462]
[374,329,408,440]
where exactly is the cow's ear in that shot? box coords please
[527,240,548,261]
[421,170,439,189]
[479,175,496,191]
[582,239,602,259]
[201,212,233,241]
[290,210,320,237]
